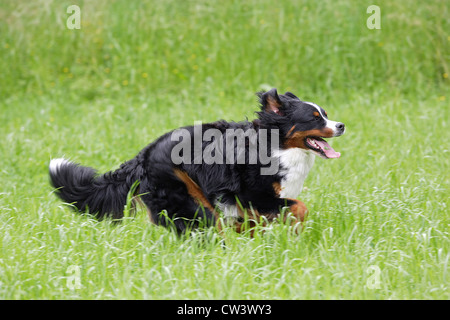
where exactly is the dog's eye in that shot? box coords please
[313,111,321,120]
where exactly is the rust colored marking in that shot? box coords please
[272,182,282,197]
[127,186,154,224]
[287,198,308,223]
[284,128,334,149]
[234,220,258,237]
[313,111,320,117]
[173,169,219,220]
[286,125,296,137]
[133,196,154,224]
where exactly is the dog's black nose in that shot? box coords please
[336,122,345,131]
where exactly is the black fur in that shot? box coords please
[49,88,344,233]
[50,156,145,220]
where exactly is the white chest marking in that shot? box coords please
[273,148,315,199]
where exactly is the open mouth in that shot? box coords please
[305,137,341,159]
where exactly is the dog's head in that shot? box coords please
[257,88,345,159]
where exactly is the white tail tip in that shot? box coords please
[49,158,71,174]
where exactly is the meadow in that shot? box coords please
[0,0,448,299]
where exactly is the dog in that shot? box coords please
[49,88,345,233]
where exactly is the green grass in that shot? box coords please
[0,0,449,299]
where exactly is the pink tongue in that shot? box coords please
[315,139,341,158]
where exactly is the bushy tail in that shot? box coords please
[49,158,142,219]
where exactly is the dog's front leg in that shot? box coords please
[282,198,308,224]
[219,197,308,235]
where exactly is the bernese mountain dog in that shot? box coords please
[49,88,345,233]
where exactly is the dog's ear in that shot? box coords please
[259,88,283,115]
[284,92,300,100]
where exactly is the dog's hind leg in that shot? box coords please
[138,170,218,234]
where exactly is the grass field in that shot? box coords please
[0,0,449,299]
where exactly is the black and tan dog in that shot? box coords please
[49,89,345,233]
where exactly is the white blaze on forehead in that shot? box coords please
[305,102,339,135]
